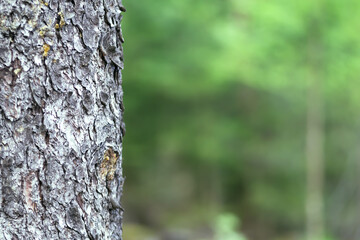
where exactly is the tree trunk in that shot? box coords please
[305,10,325,240]
[305,74,324,240]
[0,0,125,239]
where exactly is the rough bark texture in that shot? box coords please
[0,0,125,239]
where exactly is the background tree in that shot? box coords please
[0,0,125,239]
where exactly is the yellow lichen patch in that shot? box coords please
[39,26,49,37]
[43,44,50,57]
[14,68,21,75]
[39,0,48,6]
[100,148,119,180]
[58,12,65,28]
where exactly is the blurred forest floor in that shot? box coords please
[121,0,360,239]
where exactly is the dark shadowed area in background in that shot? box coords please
[121,0,360,239]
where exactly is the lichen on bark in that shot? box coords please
[0,0,125,239]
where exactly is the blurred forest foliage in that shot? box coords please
[121,0,360,239]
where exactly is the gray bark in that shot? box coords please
[0,0,125,239]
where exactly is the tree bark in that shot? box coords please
[0,0,125,239]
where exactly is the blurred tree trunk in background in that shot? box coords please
[305,10,325,240]
[0,0,125,239]
[306,70,324,240]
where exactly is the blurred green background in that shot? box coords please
[121,0,360,239]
